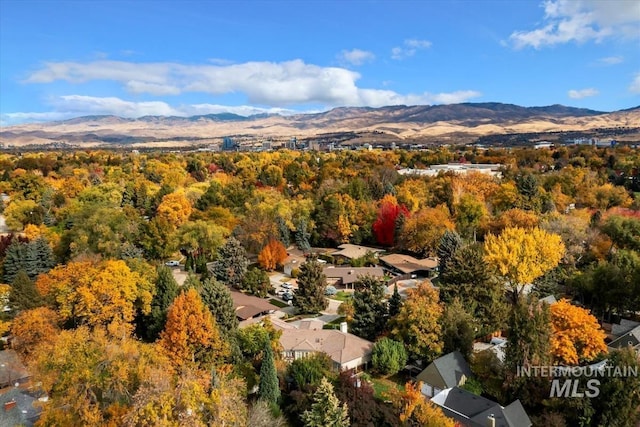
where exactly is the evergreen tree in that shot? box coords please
[351,275,388,341]
[242,267,271,298]
[301,377,349,427]
[293,258,328,314]
[3,238,55,283]
[210,237,248,289]
[9,269,42,312]
[259,341,280,405]
[3,240,28,284]
[441,299,476,359]
[294,219,311,253]
[388,283,402,318]
[436,230,462,277]
[200,278,238,337]
[276,216,291,247]
[140,265,180,341]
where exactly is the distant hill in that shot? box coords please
[1,102,639,148]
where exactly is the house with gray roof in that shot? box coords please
[416,350,473,398]
[432,387,531,427]
[608,323,640,353]
[0,388,43,427]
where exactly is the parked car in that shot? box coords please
[282,292,294,301]
[282,283,293,290]
[165,260,180,267]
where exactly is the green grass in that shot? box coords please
[370,374,406,401]
[331,291,353,302]
[268,299,288,308]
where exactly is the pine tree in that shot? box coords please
[437,230,462,277]
[293,258,328,314]
[9,269,42,313]
[388,283,402,318]
[140,265,180,341]
[301,377,349,427]
[200,278,238,337]
[276,216,290,247]
[351,275,388,341]
[210,237,248,289]
[294,219,311,253]
[258,341,280,404]
[2,238,55,284]
[3,240,27,284]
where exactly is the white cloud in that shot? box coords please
[338,49,375,66]
[23,59,479,109]
[630,73,640,94]
[391,39,432,60]
[568,88,599,99]
[509,0,640,49]
[597,55,624,65]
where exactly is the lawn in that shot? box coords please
[330,291,353,302]
[268,298,288,308]
[369,374,406,401]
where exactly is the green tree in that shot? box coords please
[351,275,388,341]
[210,237,249,289]
[437,230,463,277]
[242,267,272,297]
[8,269,42,313]
[301,377,349,427]
[139,265,179,341]
[441,299,476,359]
[200,277,238,337]
[295,218,312,253]
[388,283,402,318]
[601,215,640,251]
[293,258,328,314]
[372,338,408,376]
[259,341,280,404]
[287,353,333,390]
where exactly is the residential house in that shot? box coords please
[416,351,473,398]
[0,388,43,427]
[432,387,531,427]
[230,291,279,322]
[379,253,438,278]
[331,244,385,263]
[275,319,374,371]
[0,350,30,389]
[608,319,640,352]
[323,266,385,289]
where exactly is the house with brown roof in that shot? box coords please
[322,266,386,289]
[379,253,438,278]
[230,290,279,321]
[275,319,374,371]
[331,244,385,263]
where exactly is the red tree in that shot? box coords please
[373,195,409,246]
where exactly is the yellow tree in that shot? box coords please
[390,283,443,361]
[484,227,564,302]
[156,192,193,227]
[258,239,288,271]
[159,288,229,369]
[10,307,60,360]
[550,299,607,365]
[392,381,455,427]
[35,260,152,334]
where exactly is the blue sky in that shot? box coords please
[1,0,639,125]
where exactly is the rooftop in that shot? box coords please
[379,254,438,274]
[230,290,279,321]
[331,244,385,260]
[322,266,385,285]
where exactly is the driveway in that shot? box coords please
[0,214,7,234]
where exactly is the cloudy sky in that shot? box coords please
[1,0,639,125]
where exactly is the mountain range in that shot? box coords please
[1,103,639,148]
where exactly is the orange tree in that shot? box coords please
[550,299,607,365]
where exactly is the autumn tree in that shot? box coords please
[373,194,409,246]
[390,283,443,362]
[242,267,271,297]
[258,239,288,271]
[392,381,455,427]
[301,377,349,427]
[156,191,192,226]
[351,275,388,341]
[484,227,564,302]
[398,205,455,256]
[258,340,280,405]
[549,299,607,365]
[159,288,228,369]
[293,258,328,314]
[210,237,249,289]
[10,307,59,360]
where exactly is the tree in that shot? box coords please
[295,218,312,253]
[293,258,328,314]
[392,381,455,427]
[156,192,192,226]
[601,215,640,251]
[441,299,476,359]
[372,338,408,376]
[484,227,564,302]
[390,283,443,362]
[258,340,280,404]
[3,238,55,284]
[287,352,333,390]
[8,269,42,312]
[210,237,248,289]
[301,377,349,427]
[242,267,271,297]
[388,283,402,318]
[258,239,288,271]
[351,275,388,341]
[200,277,238,337]
[549,299,607,365]
[10,307,59,360]
[372,194,409,246]
[159,288,228,369]
[398,205,455,256]
[436,230,463,277]
[139,265,179,341]
[454,193,487,239]
[276,216,291,247]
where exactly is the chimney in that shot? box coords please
[4,401,16,411]
[486,414,496,427]
[340,322,348,333]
